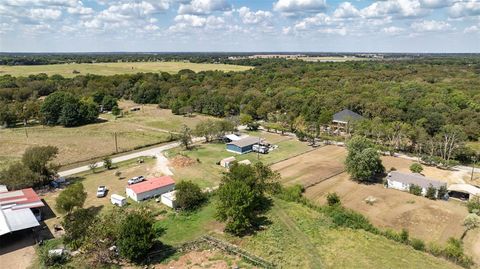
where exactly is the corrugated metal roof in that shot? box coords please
[448,184,480,196]
[127,176,175,194]
[332,109,364,123]
[0,188,44,210]
[387,171,445,189]
[227,136,260,148]
[0,208,40,236]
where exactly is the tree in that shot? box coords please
[63,208,96,249]
[425,184,437,200]
[111,106,121,117]
[409,163,423,174]
[466,197,480,215]
[240,113,258,131]
[462,213,480,239]
[0,162,38,190]
[345,136,384,182]
[117,211,156,262]
[216,162,278,235]
[103,156,113,170]
[101,95,118,111]
[22,145,59,182]
[55,182,87,214]
[89,160,98,173]
[175,180,206,210]
[180,124,193,149]
[437,125,466,163]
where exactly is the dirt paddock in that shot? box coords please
[271,145,346,187]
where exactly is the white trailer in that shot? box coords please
[110,194,127,207]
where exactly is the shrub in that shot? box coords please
[443,238,473,268]
[277,184,304,202]
[103,156,112,170]
[466,197,480,215]
[326,192,341,206]
[382,229,402,242]
[117,211,156,262]
[410,238,426,251]
[55,182,87,214]
[437,185,448,200]
[325,206,377,233]
[425,184,437,200]
[400,228,409,243]
[409,163,423,173]
[409,184,422,196]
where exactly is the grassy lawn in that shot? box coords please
[0,102,214,167]
[0,62,252,77]
[154,198,221,246]
[165,133,311,188]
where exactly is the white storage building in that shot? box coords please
[386,171,446,196]
[161,191,177,208]
[126,176,175,202]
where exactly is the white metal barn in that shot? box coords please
[386,171,445,196]
[126,176,175,202]
[161,190,177,208]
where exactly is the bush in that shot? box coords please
[410,238,425,251]
[62,208,96,249]
[466,197,480,215]
[277,184,304,202]
[38,239,69,268]
[400,228,409,243]
[55,182,87,214]
[324,206,377,233]
[425,184,437,200]
[437,185,448,200]
[326,192,341,206]
[175,180,206,210]
[443,238,474,268]
[382,229,402,242]
[409,184,422,196]
[409,163,423,173]
[103,156,113,170]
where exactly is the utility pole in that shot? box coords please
[114,132,118,153]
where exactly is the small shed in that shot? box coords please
[448,184,480,201]
[386,171,446,196]
[126,176,175,202]
[226,136,260,154]
[161,190,177,208]
[220,156,236,168]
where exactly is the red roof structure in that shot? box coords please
[0,188,44,210]
[127,176,175,194]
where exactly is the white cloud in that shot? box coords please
[67,5,94,15]
[383,25,405,34]
[178,0,231,15]
[464,24,479,33]
[238,7,272,25]
[318,27,347,35]
[273,0,326,13]
[169,14,227,32]
[28,8,62,20]
[449,1,480,18]
[174,14,207,27]
[294,13,331,30]
[419,0,453,9]
[360,0,426,19]
[333,2,360,18]
[411,19,453,31]
[2,0,77,7]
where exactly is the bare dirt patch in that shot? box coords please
[305,172,468,244]
[271,145,346,187]
[171,155,197,168]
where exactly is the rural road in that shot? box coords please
[58,137,204,177]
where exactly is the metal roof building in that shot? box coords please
[332,109,364,124]
[126,176,176,202]
[0,187,44,236]
[226,136,261,154]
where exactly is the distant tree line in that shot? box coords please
[0,59,479,160]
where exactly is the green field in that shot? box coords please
[0,61,252,77]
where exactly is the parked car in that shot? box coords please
[127,176,145,185]
[97,186,108,197]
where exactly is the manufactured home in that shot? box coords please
[386,171,446,196]
[126,176,175,202]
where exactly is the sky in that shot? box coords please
[0,0,479,53]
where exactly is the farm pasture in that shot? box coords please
[0,61,252,77]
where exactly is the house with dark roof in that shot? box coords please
[331,109,365,134]
[386,171,446,196]
[226,136,261,154]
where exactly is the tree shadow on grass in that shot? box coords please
[145,242,177,265]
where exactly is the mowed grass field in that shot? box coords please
[0,101,215,167]
[0,61,252,77]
